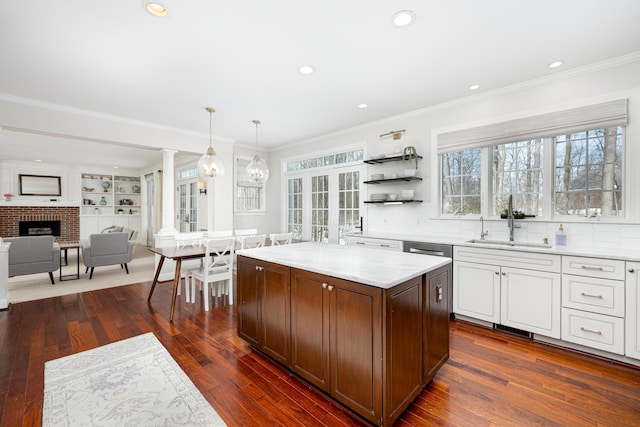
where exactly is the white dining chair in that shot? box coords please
[174,231,204,302]
[269,232,293,246]
[207,230,233,238]
[190,237,235,310]
[240,234,266,250]
[234,228,258,237]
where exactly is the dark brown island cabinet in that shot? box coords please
[237,254,451,426]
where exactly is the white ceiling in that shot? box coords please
[1,0,640,169]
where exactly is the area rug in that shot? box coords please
[43,333,226,427]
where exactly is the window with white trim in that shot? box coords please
[438,100,627,220]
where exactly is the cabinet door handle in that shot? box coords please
[580,292,603,299]
[380,244,390,247]
[322,282,328,289]
[580,265,604,271]
[501,272,506,276]
[629,268,636,273]
[355,241,365,245]
[495,271,500,275]
[327,285,334,291]
[255,265,259,271]
[580,327,602,335]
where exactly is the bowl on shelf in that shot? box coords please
[401,189,414,200]
[369,154,385,160]
[404,168,417,177]
[387,194,398,201]
[371,173,385,180]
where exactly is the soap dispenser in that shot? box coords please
[555,224,567,246]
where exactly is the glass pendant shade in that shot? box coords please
[198,146,225,178]
[246,119,269,183]
[198,107,225,178]
[246,153,269,183]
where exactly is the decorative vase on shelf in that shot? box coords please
[5,197,11,202]
[99,196,107,206]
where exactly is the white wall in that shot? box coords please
[269,56,640,249]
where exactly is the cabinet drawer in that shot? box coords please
[454,246,560,273]
[561,308,624,355]
[562,256,625,280]
[346,236,402,251]
[562,275,625,317]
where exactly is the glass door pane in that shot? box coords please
[177,181,198,232]
[311,174,329,242]
[287,177,303,240]
[337,168,360,245]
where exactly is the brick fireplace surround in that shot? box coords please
[0,206,80,242]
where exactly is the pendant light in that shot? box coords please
[246,119,269,183]
[197,107,225,178]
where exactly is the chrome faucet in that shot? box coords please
[507,194,520,242]
[480,216,488,240]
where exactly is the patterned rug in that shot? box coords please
[43,333,226,426]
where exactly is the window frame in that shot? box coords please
[234,155,267,215]
[438,128,627,222]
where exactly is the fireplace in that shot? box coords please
[19,220,62,237]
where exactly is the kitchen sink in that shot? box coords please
[466,239,553,249]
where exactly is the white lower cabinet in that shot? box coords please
[501,267,561,338]
[626,262,640,360]
[453,246,561,338]
[453,260,500,323]
[561,256,627,356]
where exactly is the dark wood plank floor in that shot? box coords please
[1,280,639,426]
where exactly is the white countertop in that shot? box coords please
[237,242,451,289]
[349,232,640,262]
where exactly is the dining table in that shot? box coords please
[147,245,210,322]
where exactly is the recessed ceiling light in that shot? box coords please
[35,159,42,162]
[548,60,563,68]
[469,84,480,90]
[113,166,119,169]
[145,2,168,17]
[299,65,315,75]
[392,10,416,28]
[358,103,368,109]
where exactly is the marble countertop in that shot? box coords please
[237,242,451,289]
[348,232,640,262]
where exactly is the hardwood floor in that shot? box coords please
[1,280,639,426]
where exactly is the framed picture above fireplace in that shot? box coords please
[18,174,62,196]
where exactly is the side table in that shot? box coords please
[59,242,81,281]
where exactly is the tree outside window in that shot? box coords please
[441,148,481,215]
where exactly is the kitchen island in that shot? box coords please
[236,242,452,426]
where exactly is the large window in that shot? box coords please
[441,148,481,215]
[438,100,627,220]
[554,127,623,217]
[492,139,544,216]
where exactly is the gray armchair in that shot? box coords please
[81,232,134,279]
[5,235,60,284]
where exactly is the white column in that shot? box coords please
[0,242,10,309]
[158,149,177,235]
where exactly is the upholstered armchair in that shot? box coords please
[81,232,134,279]
[5,235,60,284]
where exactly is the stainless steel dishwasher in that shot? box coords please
[402,241,454,316]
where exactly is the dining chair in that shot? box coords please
[240,234,266,250]
[174,231,204,302]
[207,230,233,238]
[269,232,293,246]
[190,237,235,310]
[234,228,258,237]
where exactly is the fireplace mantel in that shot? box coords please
[0,200,80,208]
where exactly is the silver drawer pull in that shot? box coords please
[580,265,604,271]
[380,244,390,247]
[355,241,365,245]
[580,327,602,335]
[580,292,603,299]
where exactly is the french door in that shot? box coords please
[286,164,362,244]
[177,180,198,232]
